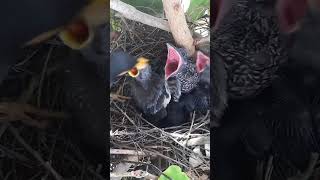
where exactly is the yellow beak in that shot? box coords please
[59,0,107,49]
[24,0,107,48]
[127,57,150,78]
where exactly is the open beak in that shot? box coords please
[126,57,150,78]
[24,0,107,48]
[128,67,140,77]
[59,0,107,49]
[59,18,93,49]
[276,0,308,33]
[196,51,210,73]
[164,43,183,80]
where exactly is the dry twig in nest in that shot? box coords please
[0,102,68,128]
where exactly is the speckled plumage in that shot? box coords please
[165,45,200,102]
[212,0,288,99]
[130,64,171,116]
[176,58,200,93]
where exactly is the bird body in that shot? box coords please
[165,43,200,102]
[212,0,288,99]
[153,51,211,128]
[214,66,320,180]
[62,50,106,163]
[128,58,171,116]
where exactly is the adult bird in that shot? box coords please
[127,57,171,120]
[211,0,288,119]
[165,43,200,102]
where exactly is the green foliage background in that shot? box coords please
[120,0,209,22]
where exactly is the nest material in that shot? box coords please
[0,42,105,179]
[110,17,210,179]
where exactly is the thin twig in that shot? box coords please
[111,0,170,32]
[37,46,54,107]
[8,124,63,180]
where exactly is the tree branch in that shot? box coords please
[162,0,195,56]
[110,0,170,32]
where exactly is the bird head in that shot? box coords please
[276,0,308,33]
[24,0,106,48]
[59,0,107,49]
[212,0,235,29]
[127,57,150,78]
[164,43,187,80]
[196,51,210,73]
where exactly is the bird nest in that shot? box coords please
[110,18,210,179]
[0,42,105,179]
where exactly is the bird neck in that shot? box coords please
[136,66,152,88]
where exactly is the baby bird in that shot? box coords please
[0,0,89,85]
[110,51,137,87]
[62,50,106,163]
[276,0,309,33]
[211,51,228,123]
[184,51,210,113]
[128,57,171,119]
[152,51,210,128]
[211,0,288,120]
[80,23,107,81]
[165,43,200,102]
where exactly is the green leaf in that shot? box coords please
[186,0,209,22]
[121,0,164,17]
[120,0,209,22]
[158,165,190,180]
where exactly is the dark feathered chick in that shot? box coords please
[128,57,171,117]
[211,52,228,124]
[62,50,106,163]
[211,0,288,99]
[58,0,107,50]
[276,0,309,33]
[0,0,90,85]
[151,101,190,128]
[245,74,320,180]
[214,71,320,180]
[165,43,200,102]
[185,51,210,113]
[284,8,320,71]
[151,51,211,128]
[110,51,137,86]
[0,0,106,87]
[213,100,271,180]
[80,23,108,81]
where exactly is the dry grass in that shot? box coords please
[110,16,210,179]
[0,41,105,179]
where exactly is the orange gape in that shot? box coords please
[65,19,90,44]
[25,0,107,49]
[58,0,107,49]
[129,67,139,76]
